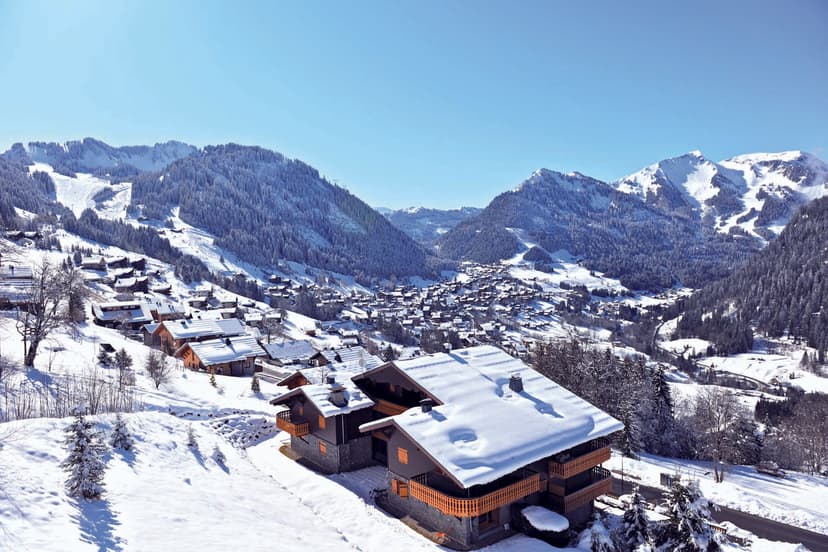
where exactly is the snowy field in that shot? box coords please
[604,451,828,536]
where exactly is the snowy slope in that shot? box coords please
[29,162,132,219]
[25,138,196,173]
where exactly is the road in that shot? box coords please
[611,478,828,551]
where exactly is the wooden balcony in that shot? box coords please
[276,410,309,437]
[409,473,543,517]
[548,445,611,478]
[548,467,612,513]
[373,398,409,417]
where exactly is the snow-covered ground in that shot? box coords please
[605,451,828,536]
[30,162,131,220]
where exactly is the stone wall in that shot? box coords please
[290,434,373,473]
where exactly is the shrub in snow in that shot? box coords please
[250,375,260,393]
[186,424,198,449]
[584,516,616,552]
[109,413,134,451]
[209,368,217,388]
[97,349,112,367]
[211,444,226,465]
[623,485,651,549]
[661,478,720,552]
[61,406,106,500]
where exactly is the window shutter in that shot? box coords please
[397,447,409,465]
[318,415,326,429]
[319,441,327,455]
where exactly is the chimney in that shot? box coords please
[509,373,523,393]
[326,375,336,385]
[420,398,433,413]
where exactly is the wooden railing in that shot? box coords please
[548,445,611,478]
[409,473,542,517]
[276,410,309,437]
[373,398,409,417]
[548,467,611,513]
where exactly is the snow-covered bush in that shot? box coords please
[186,424,198,449]
[211,444,226,465]
[109,413,134,451]
[623,485,651,550]
[661,478,720,552]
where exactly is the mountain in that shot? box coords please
[674,195,828,355]
[10,138,197,178]
[616,150,828,240]
[379,206,481,246]
[438,152,828,290]
[128,144,437,280]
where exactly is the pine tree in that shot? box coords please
[61,407,106,500]
[623,485,650,549]
[209,367,217,388]
[587,516,617,552]
[250,374,260,393]
[109,413,134,451]
[618,394,641,458]
[662,479,720,552]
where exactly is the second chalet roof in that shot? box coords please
[184,335,266,366]
[261,340,317,362]
[360,345,623,489]
[271,377,375,417]
[157,318,246,340]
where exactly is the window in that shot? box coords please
[389,383,396,393]
[319,441,327,455]
[298,405,304,416]
[397,447,408,465]
[318,415,326,429]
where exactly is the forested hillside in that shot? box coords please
[0,157,59,226]
[129,144,438,280]
[438,169,755,290]
[675,196,828,356]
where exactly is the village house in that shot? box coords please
[152,317,247,352]
[91,300,154,329]
[176,335,266,376]
[260,340,317,368]
[0,263,33,308]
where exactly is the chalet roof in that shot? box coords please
[0,265,33,279]
[183,335,266,366]
[317,345,372,365]
[261,340,317,363]
[360,345,622,489]
[271,377,375,417]
[156,317,246,340]
[91,301,153,324]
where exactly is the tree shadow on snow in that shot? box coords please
[72,498,125,552]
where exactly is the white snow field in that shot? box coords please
[605,451,828,536]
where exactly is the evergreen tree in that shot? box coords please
[209,368,217,388]
[618,394,642,458]
[586,516,617,552]
[662,479,720,552]
[97,349,112,367]
[623,486,650,549]
[109,413,134,451]
[250,374,260,393]
[61,407,106,500]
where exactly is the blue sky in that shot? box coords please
[1,0,826,208]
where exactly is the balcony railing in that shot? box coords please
[409,473,543,517]
[548,467,612,513]
[548,445,611,478]
[373,398,409,417]
[276,410,309,437]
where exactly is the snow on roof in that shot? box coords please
[160,318,246,340]
[186,335,265,366]
[261,340,317,362]
[521,506,569,532]
[318,346,372,364]
[360,345,622,488]
[272,378,375,417]
[92,301,153,324]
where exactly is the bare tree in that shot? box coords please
[145,350,173,389]
[693,387,741,482]
[15,260,87,368]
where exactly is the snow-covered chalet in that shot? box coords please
[270,345,622,549]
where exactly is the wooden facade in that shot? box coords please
[407,473,543,518]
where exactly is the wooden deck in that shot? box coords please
[409,473,543,517]
[548,445,611,478]
[276,410,309,437]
